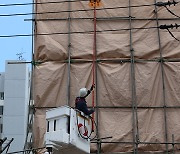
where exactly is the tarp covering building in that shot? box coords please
[33,0,180,153]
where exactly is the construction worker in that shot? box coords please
[75,85,95,115]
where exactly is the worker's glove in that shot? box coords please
[90,84,95,91]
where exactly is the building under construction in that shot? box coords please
[24,0,180,153]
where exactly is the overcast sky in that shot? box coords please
[0,0,32,72]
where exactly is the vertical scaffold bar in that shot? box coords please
[24,0,35,152]
[67,0,72,106]
[31,0,35,102]
[96,70,100,154]
[92,5,96,132]
[92,4,100,153]
[172,134,175,154]
[128,0,139,153]
[30,0,36,152]
[154,1,169,153]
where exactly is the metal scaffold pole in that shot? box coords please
[92,2,99,153]
[128,0,139,153]
[92,3,96,134]
[24,0,35,153]
[154,0,169,153]
[67,0,72,106]
[26,17,180,22]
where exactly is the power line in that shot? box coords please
[0,3,158,17]
[0,0,88,7]
[155,0,180,18]
[0,0,152,7]
[0,0,179,8]
[155,0,179,6]
[0,24,179,38]
[0,1,179,17]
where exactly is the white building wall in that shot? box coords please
[0,73,5,140]
[0,100,3,139]
[3,60,30,153]
[0,72,5,93]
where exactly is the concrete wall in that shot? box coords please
[3,60,30,153]
[0,72,5,93]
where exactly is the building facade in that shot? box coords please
[0,61,30,153]
[0,72,4,139]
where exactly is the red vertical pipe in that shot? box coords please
[92,5,96,131]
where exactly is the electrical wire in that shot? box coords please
[0,0,88,7]
[167,28,180,41]
[76,111,97,140]
[164,6,180,18]
[0,24,179,38]
[0,3,161,17]
[0,0,156,8]
[76,112,95,140]
[159,23,180,41]
[0,1,179,17]
[155,0,180,18]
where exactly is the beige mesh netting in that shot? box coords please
[33,0,180,153]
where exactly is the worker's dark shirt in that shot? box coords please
[75,90,94,115]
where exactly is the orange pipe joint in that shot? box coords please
[89,0,102,7]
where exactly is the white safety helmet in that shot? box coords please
[79,88,87,97]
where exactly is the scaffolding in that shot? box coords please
[17,0,180,153]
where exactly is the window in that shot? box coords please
[0,124,2,133]
[0,92,4,100]
[0,106,3,115]
[0,116,2,133]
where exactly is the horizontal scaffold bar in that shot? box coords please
[25,17,180,22]
[91,141,180,145]
[34,106,180,109]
